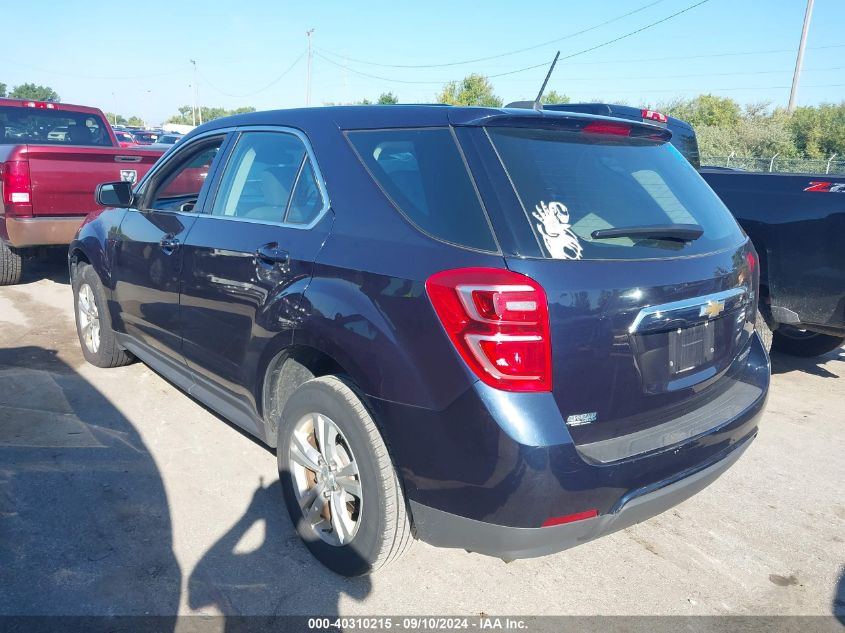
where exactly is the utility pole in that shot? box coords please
[190,59,202,125]
[188,85,196,126]
[305,28,315,106]
[788,0,814,113]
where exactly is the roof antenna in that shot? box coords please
[532,51,560,111]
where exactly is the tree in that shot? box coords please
[377,92,399,104]
[0,82,6,98]
[166,105,256,125]
[658,94,740,129]
[126,116,145,127]
[543,90,570,105]
[790,102,845,158]
[8,83,60,102]
[436,74,502,107]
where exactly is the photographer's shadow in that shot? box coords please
[188,478,371,624]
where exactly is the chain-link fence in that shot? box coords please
[702,154,845,175]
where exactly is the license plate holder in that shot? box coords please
[669,322,715,374]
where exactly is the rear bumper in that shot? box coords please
[1,216,85,247]
[411,432,754,560]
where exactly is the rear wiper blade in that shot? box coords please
[591,223,704,242]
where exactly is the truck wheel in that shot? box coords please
[277,375,413,576]
[72,264,134,368]
[772,326,845,358]
[754,309,773,353]
[0,242,23,286]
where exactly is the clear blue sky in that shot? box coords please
[1,0,842,125]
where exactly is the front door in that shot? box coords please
[178,129,332,421]
[111,134,228,364]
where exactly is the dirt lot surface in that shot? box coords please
[1,255,843,619]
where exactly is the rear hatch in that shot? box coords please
[478,118,758,459]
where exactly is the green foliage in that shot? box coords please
[436,74,502,107]
[126,116,145,127]
[377,92,399,105]
[658,94,741,129]
[542,90,570,105]
[8,83,60,102]
[790,102,845,158]
[0,82,6,98]
[166,105,256,125]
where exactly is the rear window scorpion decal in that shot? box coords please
[532,200,583,260]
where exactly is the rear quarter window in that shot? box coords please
[347,128,497,252]
[487,127,743,260]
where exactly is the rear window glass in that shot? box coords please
[0,106,111,147]
[347,128,497,252]
[488,127,742,260]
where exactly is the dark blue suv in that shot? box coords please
[69,105,769,576]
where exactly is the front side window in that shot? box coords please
[210,131,325,225]
[488,127,744,260]
[144,137,224,211]
[347,128,497,252]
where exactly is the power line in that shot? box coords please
[595,82,845,94]
[198,51,307,98]
[555,43,845,66]
[315,0,713,87]
[317,0,667,69]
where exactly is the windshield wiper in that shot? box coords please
[591,223,704,242]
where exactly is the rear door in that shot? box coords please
[178,128,332,420]
[474,124,756,452]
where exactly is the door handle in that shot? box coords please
[159,235,180,253]
[255,243,289,265]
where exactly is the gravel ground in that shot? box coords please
[1,254,843,620]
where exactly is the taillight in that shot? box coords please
[426,267,552,392]
[23,101,55,109]
[582,121,631,136]
[641,109,668,124]
[1,161,33,217]
[745,250,757,275]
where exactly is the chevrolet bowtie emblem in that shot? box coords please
[700,299,725,318]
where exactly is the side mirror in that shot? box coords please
[96,181,134,207]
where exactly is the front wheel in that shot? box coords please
[72,264,134,368]
[277,376,412,576]
[772,325,845,358]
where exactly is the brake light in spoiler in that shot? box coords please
[23,101,56,109]
[641,109,668,124]
[582,121,632,136]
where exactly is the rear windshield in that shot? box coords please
[488,127,742,260]
[0,106,111,146]
[347,128,497,252]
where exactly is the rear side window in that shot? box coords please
[0,106,111,147]
[488,127,743,260]
[347,128,497,252]
[210,130,326,225]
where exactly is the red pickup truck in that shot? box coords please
[0,98,160,284]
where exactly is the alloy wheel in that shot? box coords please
[78,283,101,354]
[289,412,362,546]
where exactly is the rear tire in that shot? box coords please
[72,264,134,368]
[772,326,845,358]
[277,375,413,576]
[0,242,23,286]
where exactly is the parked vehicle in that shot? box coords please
[114,130,139,148]
[131,130,161,145]
[70,105,769,576]
[143,133,183,152]
[546,102,845,357]
[0,98,161,284]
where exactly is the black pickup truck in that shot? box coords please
[546,103,845,357]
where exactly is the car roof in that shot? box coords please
[189,104,669,136]
[0,98,104,116]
